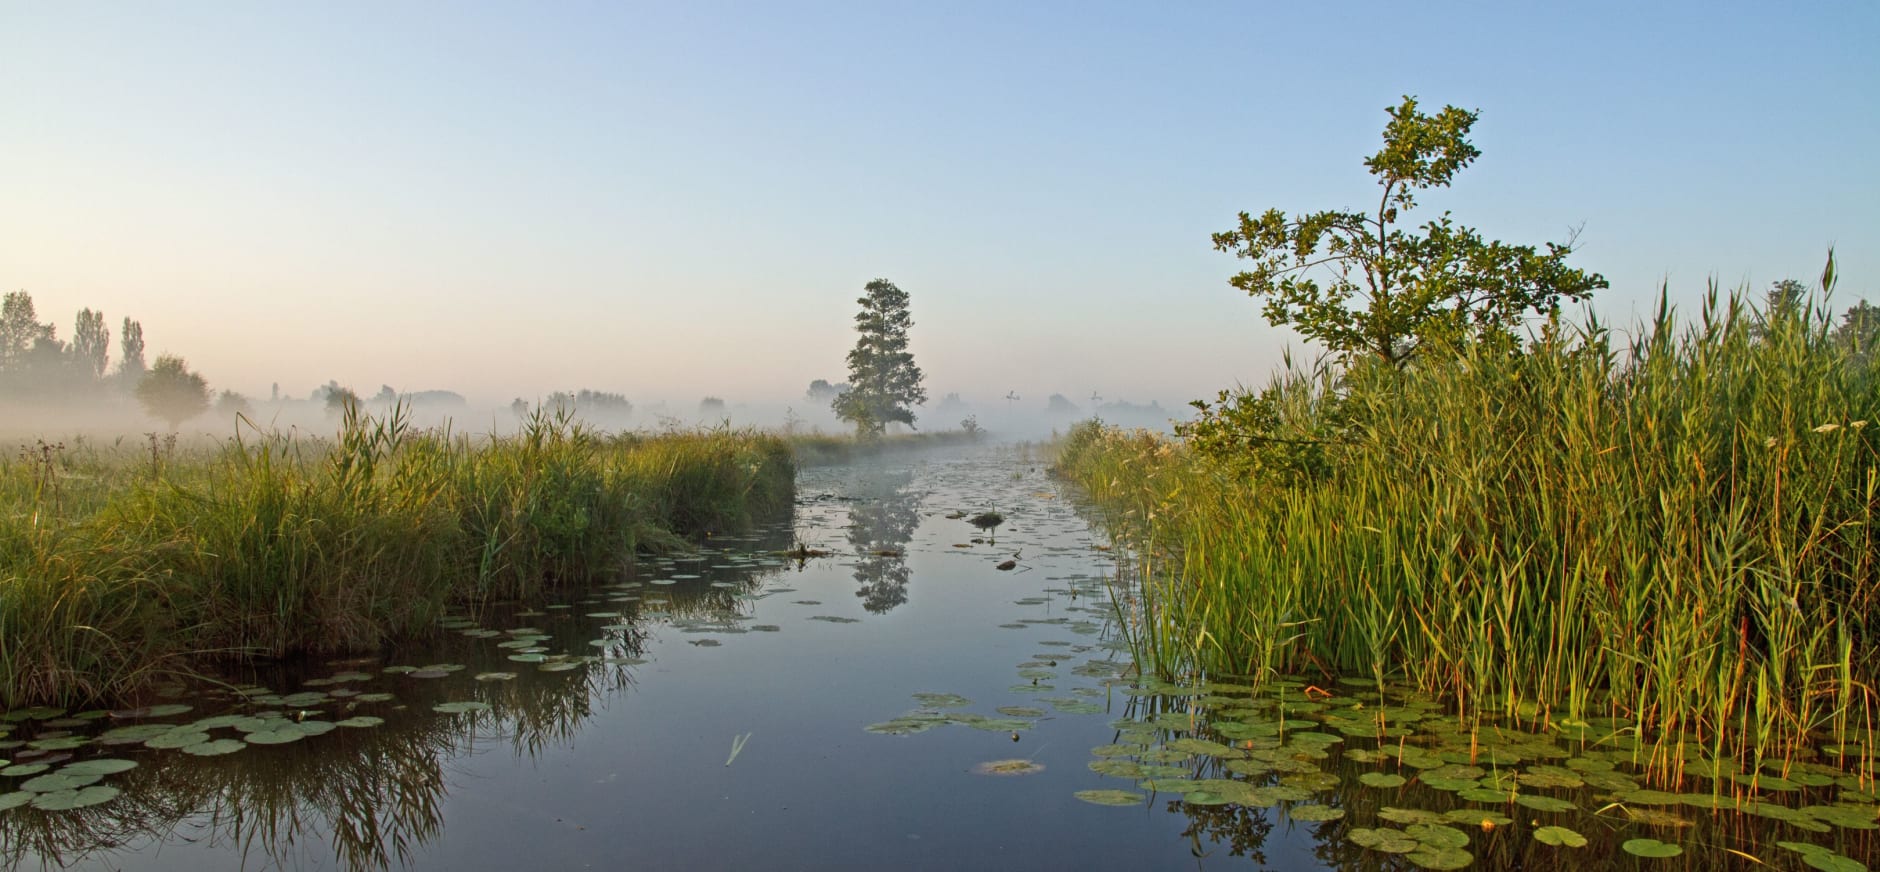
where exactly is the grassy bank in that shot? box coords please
[0,408,794,707]
[1056,291,1878,771]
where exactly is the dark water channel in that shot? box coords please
[2,448,1876,870]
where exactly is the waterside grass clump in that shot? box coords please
[1055,289,1879,773]
[0,408,794,708]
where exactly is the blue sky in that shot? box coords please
[2,2,1874,410]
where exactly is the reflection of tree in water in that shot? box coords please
[1168,800,1274,865]
[846,470,921,614]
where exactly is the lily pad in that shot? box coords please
[1620,838,1683,858]
[20,772,102,793]
[0,791,32,811]
[973,759,1044,776]
[1406,823,1469,849]
[1405,847,1473,870]
[109,704,191,719]
[57,759,137,776]
[145,730,212,750]
[1515,795,1576,813]
[1534,826,1586,847]
[1073,789,1143,806]
[474,672,518,682]
[433,702,492,715]
[29,785,119,811]
[335,717,385,728]
[181,739,247,756]
[1289,804,1346,822]
[1349,827,1419,853]
[1360,772,1408,788]
[243,726,308,745]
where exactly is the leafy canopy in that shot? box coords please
[1212,96,1607,366]
[834,278,926,436]
[135,354,210,429]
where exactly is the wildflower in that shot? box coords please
[1854,420,1869,431]
[1813,423,1841,434]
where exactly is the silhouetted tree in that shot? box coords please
[698,396,726,418]
[71,308,110,380]
[0,291,51,375]
[834,279,926,436]
[324,386,360,416]
[216,389,253,418]
[136,354,210,429]
[117,318,146,386]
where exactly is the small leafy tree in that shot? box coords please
[324,385,360,416]
[1212,96,1607,366]
[834,279,926,436]
[135,354,210,429]
[0,291,51,375]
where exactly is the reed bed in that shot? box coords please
[1056,289,1879,771]
[0,408,794,708]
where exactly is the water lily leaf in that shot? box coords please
[0,763,50,777]
[507,654,547,663]
[1803,804,1880,829]
[27,737,88,751]
[1534,825,1586,847]
[20,772,102,793]
[335,717,384,728]
[181,739,247,757]
[1621,838,1683,858]
[243,727,307,745]
[0,791,32,811]
[1406,823,1469,849]
[1515,795,1576,813]
[29,785,118,811]
[58,758,136,776]
[1378,807,1446,826]
[1444,809,1512,827]
[109,704,191,719]
[973,759,1043,776]
[911,693,971,708]
[433,702,491,715]
[145,730,212,750]
[1456,787,1511,803]
[998,706,1048,718]
[352,693,395,704]
[1349,827,1419,853]
[1166,738,1238,758]
[1360,772,1407,788]
[1289,804,1345,822]
[539,661,583,671]
[1074,789,1143,806]
[1405,847,1473,870]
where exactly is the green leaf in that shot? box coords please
[1533,826,1586,847]
[1621,838,1683,858]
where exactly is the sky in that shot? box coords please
[2,1,1876,412]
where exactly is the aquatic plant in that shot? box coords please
[1056,285,1880,773]
[0,408,795,707]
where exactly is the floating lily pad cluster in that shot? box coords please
[1073,676,1880,868]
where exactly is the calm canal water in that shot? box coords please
[3,447,1875,870]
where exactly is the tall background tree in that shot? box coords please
[136,354,210,429]
[0,291,52,376]
[1211,96,1607,366]
[117,317,146,388]
[72,308,110,380]
[833,279,926,436]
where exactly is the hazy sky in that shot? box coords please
[3,2,1875,409]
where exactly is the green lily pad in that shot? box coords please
[243,727,308,745]
[1378,807,1447,826]
[1074,789,1143,806]
[29,785,119,811]
[109,704,191,719]
[0,791,32,811]
[973,759,1043,776]
[998,706,1047,718]
[0,763,50,777]
[1444,809,1512,827]
[352,693,395,703]
[1360,772,1408,788]
[1515,795,1576,813]
[1406,823,1470,849]
[1349,827,1419,853]
[1405,847,1473,870]
[1289,804,1346,822]
[20,772,102,793]
[433,702,492,715]
[1621,838,1683,858]
[181,739,247,756]
[58,758,137,776]
[335,717,385,728]
[145,730,211,750]
[911,693,971,708]
[1534,825,1586,847]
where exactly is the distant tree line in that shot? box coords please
[0,291,149,400]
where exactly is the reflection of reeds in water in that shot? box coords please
[0,537,804,871]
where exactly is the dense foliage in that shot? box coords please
[834,279,927,436]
